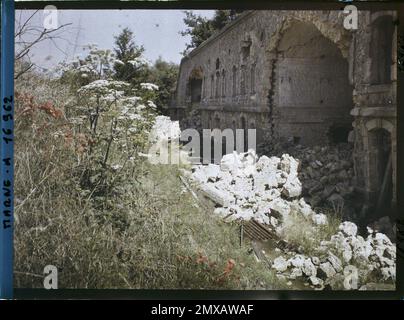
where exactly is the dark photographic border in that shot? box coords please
[1,0,403,300]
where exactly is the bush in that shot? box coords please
[14,70,283,289]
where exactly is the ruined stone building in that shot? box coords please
[169,10,397,211]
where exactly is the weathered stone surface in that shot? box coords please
[327,252,343,273]
[312,213,328,225]
[339,221,358,237]
[188,149,396,290]
[273,256,289,272]
[302,259,317,277]
[318,262,336,279]
[309,276,324,287]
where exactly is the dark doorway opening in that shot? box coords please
[190,78,202,103]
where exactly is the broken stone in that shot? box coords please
[312,213,328,225]
[297,198,314,218]
[289,267,303,279]
[302,258,317,277]
[220,152,242,173]
[343,265,359,290]
[282,176,302,198]
[309,276,324,287]
[339,221,358,237]
[311,257,320,266]
[342,247,353,263]
[268,198,291,218]
[318,262,336,279]
[272,256,289,272]
[199,183,234,208]
[280,154,299,178]
[327,252,343,272]
[288,254,305,268]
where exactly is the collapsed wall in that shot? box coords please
[170,9,397,214]
[188,150,396,290]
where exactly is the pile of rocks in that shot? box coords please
[294,144,358,216]
[272,221,396,289]
[149,115,181,143]
[190,150,309,226]
[259,140,358,218]
[189,149,396,289]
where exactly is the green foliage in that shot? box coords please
[113,27,148,83]
[180,10,244,55]
[13,47,281,290]
[111,28,179,112]
[146,57,179,113]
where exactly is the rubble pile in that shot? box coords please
[149,115,181,143]
[189,149,396,289]
[272,222,396,290]
[190,150,306,226]
[259,140,359,219]
[293,144,358,216]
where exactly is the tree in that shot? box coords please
[113,27,147,83]
[147,57,179,113]
[180,10,244,55]
[14,10,71,79]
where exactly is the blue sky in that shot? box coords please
[16,9,215,69]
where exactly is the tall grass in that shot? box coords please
[14,72,283,289]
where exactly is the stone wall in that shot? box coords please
[170,10,397,210]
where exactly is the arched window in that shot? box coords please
[370,15,394,84]
[232,66,237,97]
[250,64,256,94]
[203,76,206,98]
[221,70,226,97]
[240,65,246,95]
[215,71,220,99]
[210,74,214,98]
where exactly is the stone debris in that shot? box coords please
[272,256,289,272]
[270,226,396,289]
[191,150,302,225]
[149,115,181,143]
[259,142,359,219]
[188,149,395,290]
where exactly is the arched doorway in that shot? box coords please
[273,20,353,145]
[188,67,203,104]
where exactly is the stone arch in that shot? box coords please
[365,118,394,133]
[266,15,351,60]
[362,118,396,209]
[269,19,354,145]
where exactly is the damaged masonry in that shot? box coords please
[186,150,396,290]
[154,9,397,290]
[169,10,397,218]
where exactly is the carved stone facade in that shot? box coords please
[169,10,397,209]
